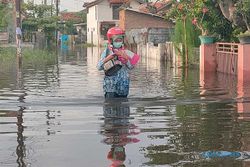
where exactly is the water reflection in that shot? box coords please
[101,98,140,167]
[16,52,26,167]
[16,106,26,167]
[1,46,250,166]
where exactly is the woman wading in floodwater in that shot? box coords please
[97,27,140,98]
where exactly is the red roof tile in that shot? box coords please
[138,1,171,14]
[60,12,82,22]
[0,0,10,4]
[108,0,129,4]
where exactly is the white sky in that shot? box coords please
[25,0,88,12]
[60,0,87,12]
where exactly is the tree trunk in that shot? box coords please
[218,0,235,22]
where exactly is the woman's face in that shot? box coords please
[113,38,123,42]
[112,35,124,48]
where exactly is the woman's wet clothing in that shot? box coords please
[97,47,133,98]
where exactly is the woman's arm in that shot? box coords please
[113,49,134,69]
[97,48,114,71]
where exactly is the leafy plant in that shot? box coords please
[235,0,250,37]
[22,2,59,42]
[0,2,13,32]
[167,0,211,35]
[238,30,250,37]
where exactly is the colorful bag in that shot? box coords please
[103,59,122,76]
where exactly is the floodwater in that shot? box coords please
[1,46,250,167]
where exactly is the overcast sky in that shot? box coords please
[60,0,87,12]
[27,0,88,12]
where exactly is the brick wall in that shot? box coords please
[119,9,173,30]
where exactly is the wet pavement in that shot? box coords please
[1,46,250,167]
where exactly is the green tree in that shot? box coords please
[0,3,12,31]
[235,0,250,33]
[22,2,59,43]
[167,0,234,41]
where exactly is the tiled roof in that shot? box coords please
[60,12,82,22]
[83,0,143,8]
[0,0,10,4]
[138,0,171,14]
[108,0,129,4]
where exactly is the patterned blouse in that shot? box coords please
[97,47,134,97]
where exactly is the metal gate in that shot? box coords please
[216,43,239,75]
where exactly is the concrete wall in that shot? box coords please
[137,42,175,64]
[125,28,174,45]
[119,9,174,30]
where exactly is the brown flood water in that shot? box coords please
[1,46,250,167]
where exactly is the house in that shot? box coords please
[83,0,143,46]
[119,8,174,45]
[60,12,82,23]
[138,0,172,16]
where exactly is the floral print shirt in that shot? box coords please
[97,47,134,96]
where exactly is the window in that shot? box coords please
[100,23,116,39]
[112,4,121,20]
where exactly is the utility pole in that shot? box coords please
[55,0,59,46]
[15,0,22,56]
[15,0,21,29]
[51,0,53,16]
[56,0,59,16]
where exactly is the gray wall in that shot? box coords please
[125,28,174,45]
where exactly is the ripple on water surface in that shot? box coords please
[1,47,250,167]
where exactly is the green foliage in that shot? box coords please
[0,3,6,29]
[171,18,199,66]
[167,0,234,41]
[64,21,77,35]
[0,3,13,31]
[235,0,250,31]
[0,47,57,68]
[0,47,16,63]
[238,30,250,37]
[76,11,87,23]
[22,2,59,39]
[22,48,57,67]
[22,2,54,18]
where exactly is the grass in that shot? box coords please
[0,47,57,68]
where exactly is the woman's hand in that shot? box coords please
[103,54,115,63]
[113,49,128,61]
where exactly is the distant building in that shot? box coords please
[119,8,174,45]
[83,0,143,46]
[60,12,82,23]
[138,0,172,16]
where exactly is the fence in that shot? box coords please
[216,42,239,75]
[201,42,250,84]
[0,32,9,44]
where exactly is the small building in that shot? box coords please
[60,12,82,23]
[83,0,143,46]
[119,8,174,45]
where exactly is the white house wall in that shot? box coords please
[86,0,141,45]
[87,6,98,45]
[97,1,113,21]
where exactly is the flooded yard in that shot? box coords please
[1,46,250,167]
